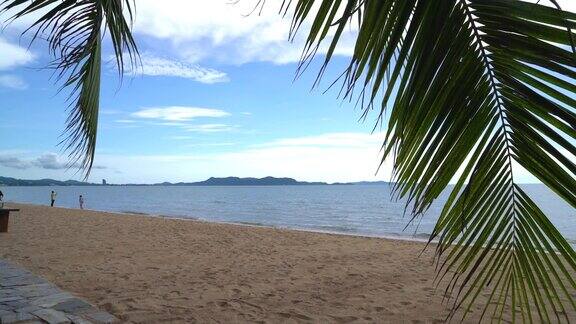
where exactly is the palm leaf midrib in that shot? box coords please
[455,8,526,305]
[460,0,517,185]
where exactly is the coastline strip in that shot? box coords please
[5,202,434,244]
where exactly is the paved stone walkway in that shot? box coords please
[0,260,119,324]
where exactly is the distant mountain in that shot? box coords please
[0,176,94,186]
[0,176,389,187]
[168,176,327,186]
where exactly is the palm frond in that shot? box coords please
[285,0,576,321]
[0,0,138,176]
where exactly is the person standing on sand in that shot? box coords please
[0,190,4,208]
[79,195,84,209]
[50,190,57,207]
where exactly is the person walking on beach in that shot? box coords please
[50,190,57,207]
[0,190,4,208]
[79,195,84,210]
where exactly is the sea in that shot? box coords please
[2,184,574,243]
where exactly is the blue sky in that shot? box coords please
[0,0,572,184]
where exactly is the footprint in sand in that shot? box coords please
[329,315,358,323]
[217,301,230,308]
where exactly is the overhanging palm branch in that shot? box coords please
[284,0,576,321]
[0,0,137,175]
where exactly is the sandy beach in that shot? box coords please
[0,203,551,323]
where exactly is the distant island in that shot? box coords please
[0,176,390,187]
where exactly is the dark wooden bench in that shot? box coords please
[0,208,19,233]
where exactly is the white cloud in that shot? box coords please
[91,132,390,183]
[33,153,74,170]
[0,38,34,90]
[114,119,137,123]
[0,38,35,70]
[132,0,356,65]
[184,124,235,133]
[87,131,544,184]
[131,106,230,121]
[0,74,27,90]
[213,133,390,182]
[2,133,544,184]
[125,53,229,83]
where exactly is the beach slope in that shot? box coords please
[0,204,557,323]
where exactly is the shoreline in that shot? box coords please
[5,201,435,244]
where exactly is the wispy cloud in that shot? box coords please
[124,53,229,84]
[131,106,230,122]
[184,124,236,133]
[114,119,137,123]
[111,107,238,133]
[0,153,106,170]
[0,74,27,90]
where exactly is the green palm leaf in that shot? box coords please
[284,0,576,321]
[0,0,138,175]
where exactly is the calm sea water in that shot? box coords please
[1,185,574,242]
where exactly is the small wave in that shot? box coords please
[158,214,199,221]
[235,221,266,226]
[314,225,356,233]
[120,210,148,215]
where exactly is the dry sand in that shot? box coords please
[0,203,559,323]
